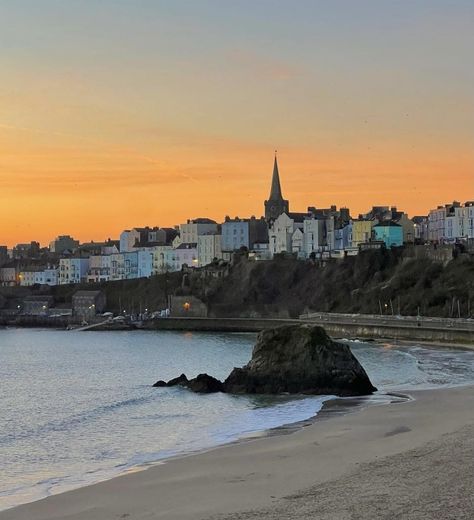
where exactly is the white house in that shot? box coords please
[152,246,174,274]
[137,250,153,278]
[175,244,198,270]
[302,218,325,257]
[269,213,304,256]
[179,218,218,244]
[197,234,222,267]
[87,255,111,283]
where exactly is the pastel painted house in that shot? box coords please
[373,222,403,247]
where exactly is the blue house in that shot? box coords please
[373,221,403,247]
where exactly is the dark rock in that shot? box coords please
[166,373,188,386]
[185,373,224,393]
[152,325,376,397]
[223,325,376,396]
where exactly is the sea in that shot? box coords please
[1,328,474,510]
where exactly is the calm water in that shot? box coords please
[1,329,474,510]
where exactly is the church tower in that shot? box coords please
[264,153,289,222]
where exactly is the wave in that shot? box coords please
[0,393,158,446]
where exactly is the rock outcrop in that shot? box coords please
[153,373,224,393]
[223,325,376,396]
[153,325,376,397]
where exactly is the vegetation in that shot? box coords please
[191,249,474,319]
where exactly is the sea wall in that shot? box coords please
[142,317,299,333]
[141,315,474,345]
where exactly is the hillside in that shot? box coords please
[191,249,473,319]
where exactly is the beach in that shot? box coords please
[1,384,473,520]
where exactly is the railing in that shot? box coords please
[300,311,474,331]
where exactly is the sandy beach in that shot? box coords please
[2,384,473,520]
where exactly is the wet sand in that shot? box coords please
[1,385,473,520]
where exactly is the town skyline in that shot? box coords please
[1,152,472,248]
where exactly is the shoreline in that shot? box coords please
[0,389,404,513]
[2,384,473,520]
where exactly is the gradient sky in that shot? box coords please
[0,0,473,246]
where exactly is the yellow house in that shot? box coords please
[352,220,375,246]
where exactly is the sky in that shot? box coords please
[0,0,473,247]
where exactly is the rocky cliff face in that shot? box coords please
[154,324,376,397]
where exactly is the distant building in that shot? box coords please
[412,216,429,243]
[13,241,40,259]
[174,243,198,270]
[59,258,89,284]
[352,220,375,247]
[0,246,8,266]
[373,221,403,247]
[0,267,17,286]
[302,218,326,257]
[22,296,54,315]
[427,201,473,243]
[197,234,222,267]
[87,255,111,283]
[269,212,305,255]
[264,154,289,223]
[19,270,40,286]
[221,216,268,252]
[179,219,218,244]
[151,246,174,274]
[72,290,106,321]
[49,235,79,254]
[35,268,58,286]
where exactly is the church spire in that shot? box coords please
[269,151,284,200]
[264,151,289,222]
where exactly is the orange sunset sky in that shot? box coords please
[0,1,473,247]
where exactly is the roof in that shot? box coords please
[176,243,197,249]
[72,290,104,298]
[288,212,312,223]
[24,295,54,302]
[374,221,402,228]
[412,215,427,223]
[268,155,284,200]
[190,218,217,224]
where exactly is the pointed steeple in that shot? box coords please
[264,151,289,222]
[269,152,284,200]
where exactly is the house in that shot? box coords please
[19,270,40,286]
[49,235,79,254]
[221,216,268,252]
[59,258,90,284]
[22,295,54,315]
[197,234,222,267]
[352,219,375,247]
[174,243,198,270]
[151,246,174,274]
[302,218,326,257]
[412,216,429,243]
[373,222,403,247]
[179,218,218,244]
[72,290,106,321]
[87,255,111,283]
[0,267,17,286]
